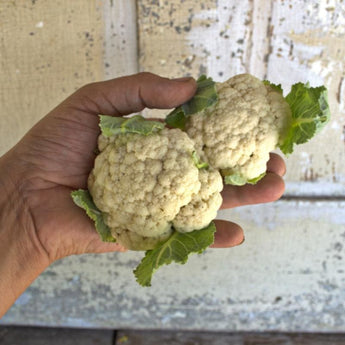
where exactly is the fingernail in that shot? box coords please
[238,236,245,246]
[172,77,194,82]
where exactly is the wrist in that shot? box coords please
[0,152,49,317]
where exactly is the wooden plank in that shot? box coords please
[102,0,138,79]
[137,0,256,118]
[0,326,113,345]
[0,0,137,155]
[0,0,104,156]
[137,0,345,195]
[1,200,345,332]
[266,0,345,196]
[138,0,259,78]
[116,330,345,345]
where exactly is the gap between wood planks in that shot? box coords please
[2,327,345,345]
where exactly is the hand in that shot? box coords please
[214,152,285,247]
[0,72,285,316]
[0,73,199,263]
[1,71,286,259]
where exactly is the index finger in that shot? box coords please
[221,172,285,209]
[65,72,197,116]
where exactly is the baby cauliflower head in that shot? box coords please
[72,74,329,286]
[172,168,223,233]
[185,74,291,185]
[88,123,223,250]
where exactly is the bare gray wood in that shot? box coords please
[0,326,113,345]
[1,200,345,332]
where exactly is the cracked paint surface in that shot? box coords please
[2,201,345,331]
[138,0,345,195]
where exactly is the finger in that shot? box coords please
[211,219,244,248]
[267,153,286,176]
[66,72,197,116]
[70,209,128,254]
[83,231,128,254]
[221,172,285,209]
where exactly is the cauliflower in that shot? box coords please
[166,73,329,186]
[72,73,329,286]
[173,168,223,232]
[184,74,291,185]
[87,118,223,250]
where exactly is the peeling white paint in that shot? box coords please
[102,0,138,78]
[2,201,345,332]
[186,0,252,80]
[35,21,44,28]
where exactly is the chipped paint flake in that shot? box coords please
[35,21,44,28]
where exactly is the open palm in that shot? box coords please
[5,73,285,263]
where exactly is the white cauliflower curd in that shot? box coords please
[185,74,291,185]
[88,123,223,250]
[72,73,329,286]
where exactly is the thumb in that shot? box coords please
[65,72,197,116]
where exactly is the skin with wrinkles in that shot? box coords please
[88,127,223,250]
[0,72,287,317]
[186,74,291,183]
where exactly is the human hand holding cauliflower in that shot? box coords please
[72,73,328,286]
[4,72,272,315]
[0,70,329,317]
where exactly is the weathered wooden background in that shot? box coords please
[1,0,345,332]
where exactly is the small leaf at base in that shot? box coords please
[134,222,216,287]
[99,115,165,137]
[223,172,266,186]
[71,189,115,243]
[192,151,209,169]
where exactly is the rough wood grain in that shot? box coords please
[266,0,345,196]
[137,0,345,194]
[0,0,104,156]
[1,200,345,332]
[116,330,345,345]
[102,0,138,78]
[0,326,114,345]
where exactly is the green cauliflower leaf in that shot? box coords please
[165,75,218,130]
[99,115,165,137]
[134,222,216,287]
[71,189,115,242]
[279,83,330,155]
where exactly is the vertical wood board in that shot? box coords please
[137,0,345,193]
[102,0,138,79]
[0,1,104,155]
[266,0,345,193]
[0,0,138,156]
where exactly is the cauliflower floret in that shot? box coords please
[88,127,222,250]
[186,74,291,183]
[173,168,223,232]
[111,228,172,251]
